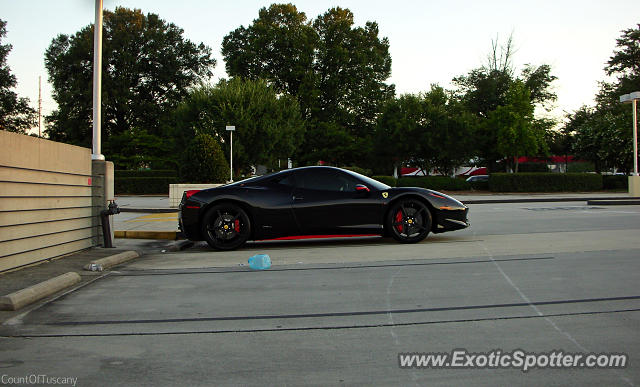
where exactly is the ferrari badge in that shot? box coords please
[382,192,388,198]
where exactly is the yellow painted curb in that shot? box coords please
[0,272,81,311]
[114,230,178,240]
[83,250,140,271]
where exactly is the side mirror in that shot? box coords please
[355,184,370,193]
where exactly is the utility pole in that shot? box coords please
[38,76,42,137]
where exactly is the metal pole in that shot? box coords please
[633,99,638,176]
[38,76,41,137]
[92,0,105,160]
[230,131,233,182]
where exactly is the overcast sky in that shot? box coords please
[1,0,638,128]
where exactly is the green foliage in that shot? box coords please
[374,85,475,177]
[469,179,489,191]
[44,7,215,152]
[564,24,640,175]
[222,4,317,105]
[104,127,174,170]
[179,133,229,184]
[453,36,557,171]
[115,177,178,194]
[171,78,305,174]
[115,170,177,178]
[221,4,394,166]
[603,175,629,190]
[489,173,602,192]
[0,19,36,133]
[568,105,633,174]
[372,175,397,187]
[397,176,471,191]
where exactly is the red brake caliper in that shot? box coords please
[395,210,403,233]
[234,219,240,233]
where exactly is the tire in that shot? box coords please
[201,203,251,250]
[387,198,432,243]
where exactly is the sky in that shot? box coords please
[1,0,639,131]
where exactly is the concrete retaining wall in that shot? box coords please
[0,131,112,272]
[169,184,223,207]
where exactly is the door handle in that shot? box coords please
[293,196,304,201]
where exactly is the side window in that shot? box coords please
[296,170,360,192]
[273,174,295,187]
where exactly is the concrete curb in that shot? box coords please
[464,196,640,204]
[114,230,181,240]
[119,208,177,213]
[83,250,141,271]
[0,272,81,311]
[587,199,640,205]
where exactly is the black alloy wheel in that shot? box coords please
[202,203,251,250]
[387,199,432,243]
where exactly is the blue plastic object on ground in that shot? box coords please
[248,254,271,270]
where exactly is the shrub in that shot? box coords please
[115,169,177,178]
[372,175,397,187]
[603,175,628,190]
[114,170,178,194]
[469,180,489,191]
[115,177,178,195]
[179,133,229,183]
[489,173,603,192]
[397,176,471,191]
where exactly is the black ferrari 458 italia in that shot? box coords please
[179,166,469,250]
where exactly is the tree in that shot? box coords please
[565,23,640,174]
[374,85,475,176]
[490,81,547,172]
[453,36,557,171]
[221,4,394,166]
[221,3,317,114]
[0,19,36,133]
[180,133,229,184]
[374,93,429,176]
[44,7,215,166]
[170,78,305,174]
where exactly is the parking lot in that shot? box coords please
[1,201,639,385]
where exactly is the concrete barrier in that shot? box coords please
[83,250,140,271]
[0,272,81,311]
[169,184,223,207]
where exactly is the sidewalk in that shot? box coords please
[0,238,182,321]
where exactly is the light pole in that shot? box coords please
[92,0,104,160]
[620,91,640,196]
[226,126,235,182]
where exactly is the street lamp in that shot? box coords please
[92,0,104,160]
[226,125,235,182]
[620,91,640,196]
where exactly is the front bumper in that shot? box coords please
[434,207,469,233]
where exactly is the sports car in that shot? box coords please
[178,166,469,250]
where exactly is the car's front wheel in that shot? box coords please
[202,203,251,250]
[387,199,432,243]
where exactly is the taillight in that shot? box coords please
[185,190,201,200]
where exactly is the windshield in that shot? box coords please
[342,169,390,190]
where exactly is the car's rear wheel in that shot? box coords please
[202,203,251,250]
[387,198,432,243]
